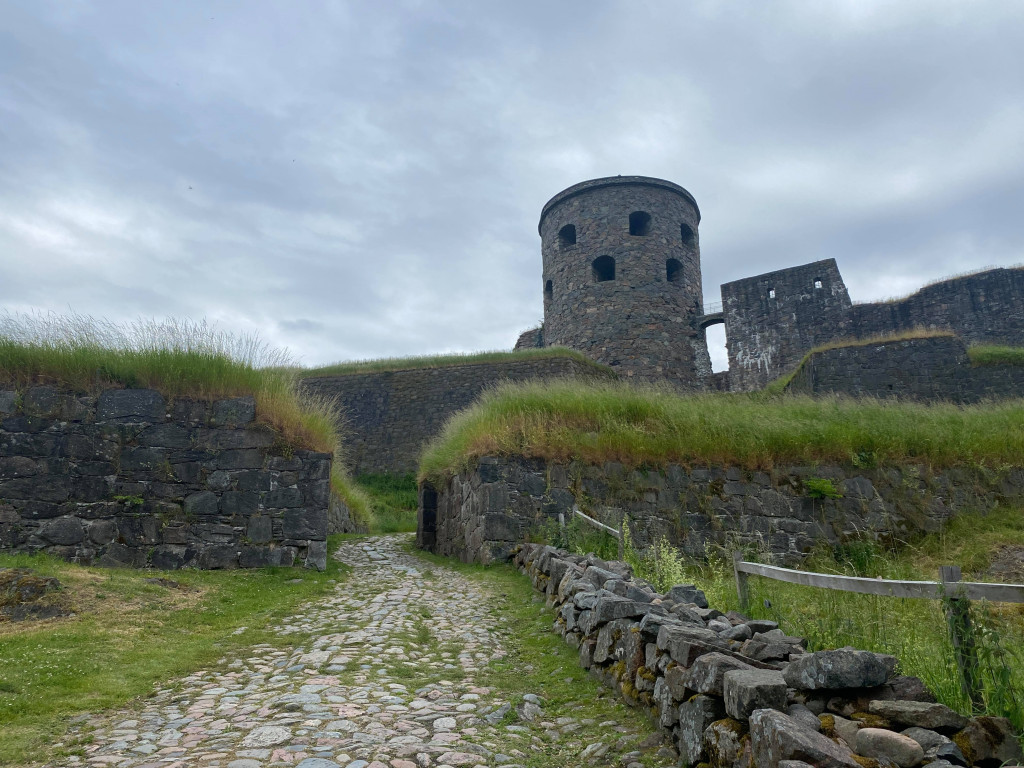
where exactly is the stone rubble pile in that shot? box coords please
[514,543,1024,768]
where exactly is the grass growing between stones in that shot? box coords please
[298,347,614,378]
[418,379,1024,482]
[355,473,419,533]
[409,544,672,767]
[0,537,348,765]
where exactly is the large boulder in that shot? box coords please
[954,716,1024,766]
[723,668,787,721]
[855,728,925,767]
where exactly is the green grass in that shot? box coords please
[0,537,347,765]
[354,473,418,533]
[298,346,614,378]
[330,469,376,531]
[0,312,339,454]
[418,379,1024,483]
[969,345,1024,367]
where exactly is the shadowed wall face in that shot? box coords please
[539,177,712,388]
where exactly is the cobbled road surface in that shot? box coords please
[50,536,664,768]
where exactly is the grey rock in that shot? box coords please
[0,391,16,414]
[855,728,925,768]
[954,716,1024,765]
[40,516,85,545]
[723,668,787,721]
[97,389,165,423]
[750,709,860,768]
[295,760,341,768]
[785,648,895,690]
[868,699,968,732]
[305,540,328,572]
[666,583,708,608]
[211,397,256,425]
[829,715,861,747]
[686,652,756,697]
[240,725,292,747]
[787,704,822,732]
[677,694,724,766]
[657,623,729,666]
[902,726,950,753]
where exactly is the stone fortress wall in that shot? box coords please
[519,175,1024,393]
[301,356,613,476]
[785,335,1024,403]
[0,386,331,570]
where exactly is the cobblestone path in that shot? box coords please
[53,536,665,768]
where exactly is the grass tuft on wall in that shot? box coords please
[418,379,1024,483]
[968,345,1024,367]
[0,311,339,455]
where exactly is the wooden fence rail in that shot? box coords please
[732,553,1024,710]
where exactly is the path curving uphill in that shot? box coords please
[53,536,668,768]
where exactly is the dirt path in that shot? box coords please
[52,536,668,768]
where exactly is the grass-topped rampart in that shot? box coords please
[0,312,337,455]
[419,379,1024,483]
[968,345,1024,367]
[300,346,613,378]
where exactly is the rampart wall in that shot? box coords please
[721,265,1024,391]
[0,386,331,570]
[785,336,1024,403]
[302,357,613,476]
[419,457,1023,565]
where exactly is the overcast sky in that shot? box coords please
[3,1,1023,370]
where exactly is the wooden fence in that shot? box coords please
[733,553,1024,709]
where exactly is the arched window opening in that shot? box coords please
[558,224,576,247]
[814,279,823,289]
[629,211,652,236]
[592,255,615,283]
[666,258,683,283]
[544,279,553,301]
[681,222,696,247]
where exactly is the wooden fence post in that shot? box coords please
[734,551,749,612]
[940,565,984,711]
[617,518,625,561]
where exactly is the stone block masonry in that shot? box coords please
[786,335,1024,403]
[511,542,1022,767]
[0,386,331,570]
[420,456,1024,565]
[301,356,612,476]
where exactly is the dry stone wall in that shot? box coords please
[0,386,331,570]
[301,357,612,476]
[419,457,1024,565]
[785,336,1024,403]
[513,542,1023,767]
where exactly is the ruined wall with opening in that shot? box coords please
[0,386,331,570]
[301,357,613,476]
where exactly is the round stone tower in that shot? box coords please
[538,176,712,386]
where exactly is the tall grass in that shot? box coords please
[354,473,419,533]
[300,347,613,378]
[418,379,1024,483]
[0,311,338,454]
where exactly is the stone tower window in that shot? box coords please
[592,256,615,282]
[666,258,683,283]
[814,279,823,289]
[558,224,577,247]
[629,211,652,236]
[544,279,553,301]
[769,289,776,299]
[681,222,696,247]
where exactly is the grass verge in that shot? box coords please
[354,473,418,533]
[0,537,347,765]
[418,379,1024,483]
[299,347,614,378]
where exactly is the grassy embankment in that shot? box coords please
[419,378,1024,483]
[0,312,367,761]
[418,378,1024,730]
[299,346,614,378]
